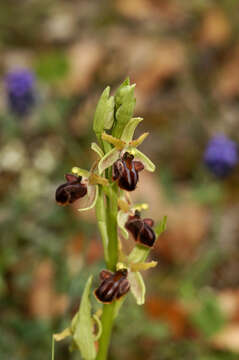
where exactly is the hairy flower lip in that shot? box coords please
[94,269,130,304]
[55,173,87,206]
[112,152,144,192]
[125,211,156,247]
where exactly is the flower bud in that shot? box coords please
[94,269,130,303]
[112,152,144,191]
[125,211,156,247]
[55,174,87,205]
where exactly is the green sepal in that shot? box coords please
[128,244,150,264]
[91,142,104,158]
[154,215,167,237]
[113,83,136,138]
[130,148,155,172]
[117,210,129,239]
[71,276,97,360]
[78,184,99,212]
[120,117,143,143]
[93,86,115,138]
[98,148,119,174]
[128,271,146,305]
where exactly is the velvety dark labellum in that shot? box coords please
[55,174,87,205]
[94,269,130,304]
[112,152,144,191]
[125,210,156,247]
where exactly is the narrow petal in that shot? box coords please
[102,133,126,150]
[120,117,143,143]
[130,261,158,272]
[98,148,120,174]
[78,184,99,212]
[72,167,90,178]
[130,132,149,148]
[131,148,156,172]
[128,271,145,305]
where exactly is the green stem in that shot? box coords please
[96,182,118,360]
[96,187,109,264]
[106,182,118,271]
[96,303,116,360]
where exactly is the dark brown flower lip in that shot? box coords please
[125,211,156,247]
[94,269,130,304]
[55,173,87,206]
[112,152,144,192]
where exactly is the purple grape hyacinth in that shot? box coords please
[204,135,238,177]
[5,69,35,116]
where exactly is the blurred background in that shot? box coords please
[1,0,239,359]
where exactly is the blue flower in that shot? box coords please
[204,135,238,177]
[5,69,35,116]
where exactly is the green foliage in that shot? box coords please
[35,52,69,84]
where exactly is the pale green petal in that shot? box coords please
[128,271,146,305]
[78,184,98,212]
[71,276,96,360]
[120,117,143,143]
[154,215,167,237]
[117,210,129,239]
[72,167,90,178]
[91,142,104,158]
[98,148,119,174]
[131,148,156,172]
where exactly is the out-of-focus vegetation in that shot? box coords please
[1,1,239,359]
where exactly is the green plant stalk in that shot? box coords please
[96,181,118,360]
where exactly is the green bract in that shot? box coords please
[93,86,115,139]
[53,276,101,360]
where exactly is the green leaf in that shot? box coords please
[98,148,119,174]
[91,142,104,158]
[93,86,115,137]
[71,276,97,360]
[128,271,146,305]
[113,84,136,138]
[78,184,98,212]
[120,117,143,143]
[131,148,156,172]
[154,216,167,237]
[117,210,129,239]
